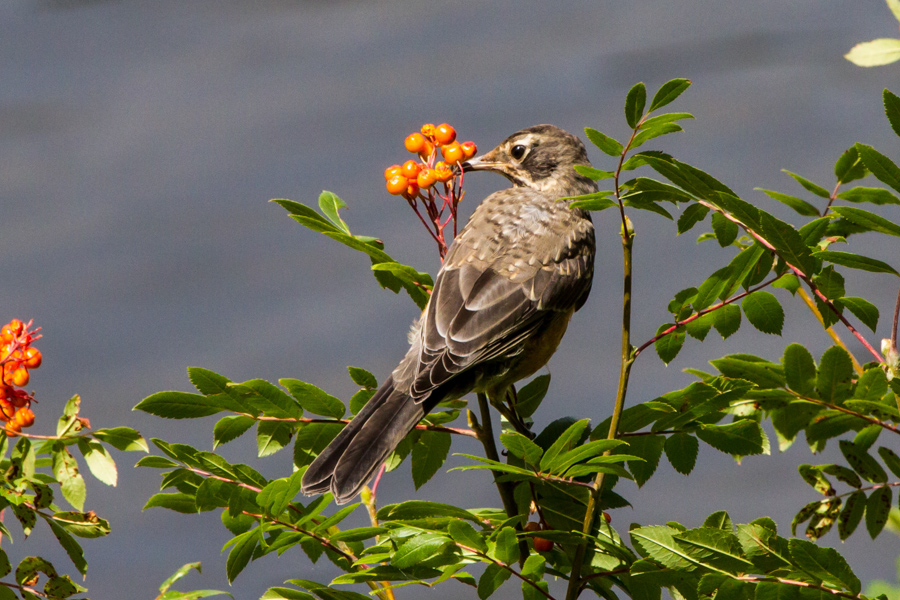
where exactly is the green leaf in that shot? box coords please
[477,563,511,599]
[711,211,738,246]
[318,191,350,234]
[258,471,304,517]
[885,89,900,138]
[134,391,222,419]
[584,128,623,157]
[91,427,148,452]
[371,262,433,309]
[448,520,487,553]
[756,188,820,217]
[514,374,550,418]
[136,456,179,469]
[379,500,480,523]
[812,266,845,300]
[832,206,900,237]
[213,416,256,449]
[788,538,860,594]
[625,82,647,129]
[845,38,900,67]
[834,146,868,184]
[813,250,899,276]
[781,345,817,398]
[411,430,451,489]
[631,122,683,149]
[710,354,784,388]
[45,519,88,576]
[261,587,314,600]
[838,491,866,540]
[675,528,755,572]
[77,439,117,486]
[817,346,853,403]
[52,446,86,511]
[837,186,900,205]
[144,492,198,514]
[836,297,879,332]
[629,525,694,570]
[866,486,893,538]
[878,446,900,478]
[571,167,615,182]
[293,422,342,468]
[347,367,377,390]
[625,434,665,487]
[280,379,343,418]
[392,532,452,569]
[225,529,258,583]
[491,526,520,565]
[855,143,900,193]
[654,323,684,365]
[713,304,742,339]
[51,511,110,538]
[569,196,617,213]
[649,79,692,112]
[664,433,698,475]
[839,440,888,483]
[741,291,784,335]
[500,433,543,468]
[758,211,815,275]
[782,170,831,199]
[257,420,293,458]
[539,419,590,472]
[697,420,765,457]
[677,203,709,234]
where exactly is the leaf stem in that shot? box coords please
[795,287,864,375]
[453,542,557,600]
[733,575,861,599]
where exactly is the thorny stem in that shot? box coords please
[796,288,863,375]
[472,393,528,565]
[695,199,883,364]
[633,274,784,359]
[453,542,557,600]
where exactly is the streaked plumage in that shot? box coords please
[301,125,598,504]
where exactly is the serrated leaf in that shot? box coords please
[741,291,784,335]
[834,146,868,184]
[832,206,900,237]
[477,563,511,599]
[448,520,487,553]
[500,433,543,467]
[539,419,589,472]
[758,211,816,275]
[813,250,899,275]
[677,203,709,234]
[839,440,887,483]
[856,143,900,193]
[711,211,739,246]
[347,366,377,389]
[411,430,451,489]
[134,391,222,419]
[91,427,148,452]
[782,343,817,396]
[631,122,683,149]
[866,486,892,539]
[318,191,350,234]
[697,420,765,457]
[885,88,900,138]
[836,296,879,332]
[837,186,900,205]
[568,194,617,212]
[144,492,198,514]
[664,433,698,475]
[584,128,623,157]
[654,323,684,364]
[845,38,900,67]
[257,420,293,458]
[878,446,900,478]
[225,529,258,583]
[281,379,343,418]
[711,355,784,388]
[649,79,691,112]
[625,434,665,487]
[491,526,520,565]
[757,188,820,217]
[392,532,452,569]
[258,471,304,517]
[52,446,86,511]
[789,539,860,593]
[713,304,742,339]
[213,416,256,449]
[625,82,647,129]
[838,491,866,541]
[514,374,550,418]
[782,170,831,199]
[817,346,854,403]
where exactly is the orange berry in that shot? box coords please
[434,162,454,183]
[384,164,403,180]
[7,320,23,337]
[404,133,427,154]
[420,123,435,139]
[416,168,437,189]
[523,522,541,533]
[23,348,41,369]
[0,401,14,421]
[15,407,34,428]
[401,160,421,180]
[386,175,409,195]
[405,182,420,198]
[10,394,27,408]
[461,141,477,160]
[534,537,553,552]
[11,368,28,387]
[5,420,20,437]
[0,328,14,344]
[434,123,456,146]
[441,142,463,164]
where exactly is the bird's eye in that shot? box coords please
[510,144,527,160]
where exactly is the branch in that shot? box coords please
[633,274,784,359]
[454,542,557,600]
[792,394,900,435]
[695,199,883,364]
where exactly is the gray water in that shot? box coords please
[2,1,899,598]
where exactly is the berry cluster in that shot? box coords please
[0,319,41,436]
[384,123,477,259]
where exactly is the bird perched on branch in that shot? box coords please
[301,124,598,504]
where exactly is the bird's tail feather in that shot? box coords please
[300,377,426,504]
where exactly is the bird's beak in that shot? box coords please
[461,148,505,173]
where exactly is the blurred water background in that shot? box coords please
[2,1,899,597]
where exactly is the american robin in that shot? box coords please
[301,124,598,504]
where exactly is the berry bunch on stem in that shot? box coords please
[0,318,41,437]
[384,122,477,259]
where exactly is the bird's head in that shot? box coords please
[461,124,597,197]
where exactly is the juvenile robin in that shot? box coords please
[301,124,598,504]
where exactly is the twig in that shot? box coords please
[796,288,863,375]
[454,542,557,600]
[733,575,862,599]
[793,394,900,435]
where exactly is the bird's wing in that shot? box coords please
[400,188,594,399]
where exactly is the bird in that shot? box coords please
[301,124,598,504]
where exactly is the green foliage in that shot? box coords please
[135,81,900,600]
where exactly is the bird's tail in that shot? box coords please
[300,376,427,504]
